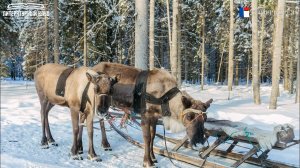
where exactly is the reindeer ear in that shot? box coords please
[205,98,213,108]
[110,74,121,86]
[115,74,121,82]
[86,70,100,84]
[86,72,93,82]
[182,96,192,108]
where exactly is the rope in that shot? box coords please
[163,124,181,168]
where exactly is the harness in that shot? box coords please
[133,70,181,116]
[80,82,91,113]
[55,68,74,97]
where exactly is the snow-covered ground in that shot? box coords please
[1,80,299,168]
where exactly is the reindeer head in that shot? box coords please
[181,97,213,146]
[86,70,120,117]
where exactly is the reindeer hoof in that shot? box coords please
[152,159,158,163]
[69,153,83,160]
[40,144,49,149]
[78,150,83,154]
[48,141,58,146]
[87,155,102,162]
[103,147,112,151]
[143,162,156,168]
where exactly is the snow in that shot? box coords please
[1,80,299,167]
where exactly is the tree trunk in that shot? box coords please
[252,0,261,104]
[83,2,87,66]
[53,0,59,63]
[184,46,188,82]
[296,44,300,103]
[201,16,205,90]
[44,0,48,64]
[296,6,300,103]
[247,51,250,86]
[135,0,149,70]
[288,58,294,94]
[288,6,297,94]
[166,0,172,54]
[217,40,227,84]
[269,0,286,109]
[283,7,290,91]
[235,61,239,86]
[228,0,234,91]
[177,1,182,87]
[149,0,155,70]
[259,1,266,83]
[170,0,179,81]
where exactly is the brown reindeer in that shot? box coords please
[86,62,213,167]
[34,63,117,161]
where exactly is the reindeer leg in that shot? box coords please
[86,112,101,162]
[69,109,82,160]
[77,113,86,154]
[40,98,49,149]
[150,118,158,163]
[141,117,154,167]
[100,118,112,151]
[45,102,56,146]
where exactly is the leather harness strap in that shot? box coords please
[55,67,74,97]
[145,87,180,116]
[133,70,149,114]
[133,70,181,116]
[80,82,91,113]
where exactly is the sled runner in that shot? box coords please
[107,111,299,168]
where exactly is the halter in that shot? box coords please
[80,81,109,118]
[179,108,207,125]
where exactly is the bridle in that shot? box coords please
[179,108,207,126]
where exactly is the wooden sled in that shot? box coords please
[107,111,299,168]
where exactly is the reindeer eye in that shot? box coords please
[186,113,195,121]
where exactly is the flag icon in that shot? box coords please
[239,6,250,18]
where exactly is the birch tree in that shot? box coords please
[177,2,182,87]
[296,6,300,103]
[252,0,261,104]
[259,1,266,81]
[135,0,148,70]
[269,0,286,109]
[149,0,155,70]
[296,45,300,103]
[54,0,59,63]
[170,0,179,81]
[228,0,234,91]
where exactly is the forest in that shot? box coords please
[1,1,300,167]
[0,0,299,109]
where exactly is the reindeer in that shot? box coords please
[34,63,117,161]
[83,62,213,167]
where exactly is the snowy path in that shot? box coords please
[1,80,299,167]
